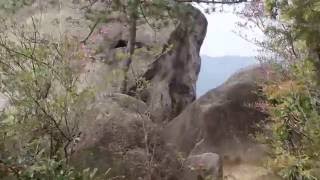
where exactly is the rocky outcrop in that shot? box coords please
[63,2,208,179]
[71,93,156,179]
[11,0,206,123]
[70,93,187,180]
[140,6,208,122]
[75,6,207,124]
[4,1,277,179]
[163,66,270,160]
[161,66,277,179]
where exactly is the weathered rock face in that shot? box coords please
[163,66,270,159]
[71,93,156,179]
[10,0,206,123]
[7,1,208,178]
[70,93,187,180]
[4,1,278,179]
[73,3,208,123]
[54,2,208,179]
[141,6,208,122]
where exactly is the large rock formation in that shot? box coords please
[164,66,270,160]
[69,4,208,178]
[1,1,279,179]
[140,6,207,122]
[163,66,277,179]
[71,93,187,180]
[71,93,156,179]
[3,1,208,179]
[52,1,208,179]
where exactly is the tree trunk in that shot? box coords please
[121,0,139,93]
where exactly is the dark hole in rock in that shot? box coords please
[113,40,128,48]
[112,40,146,49]
[135,42,144,49]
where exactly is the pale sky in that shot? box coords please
[195,4,261,57]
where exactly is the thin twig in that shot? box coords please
[81,18,101,44]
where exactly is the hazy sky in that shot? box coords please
[195,4,261,57]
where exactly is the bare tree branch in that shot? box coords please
[81,18,101,44]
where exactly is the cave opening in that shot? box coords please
[113,40,128,48]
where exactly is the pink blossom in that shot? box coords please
[80,42,93,58]
[89,33,99,42]
[99,26,108,34]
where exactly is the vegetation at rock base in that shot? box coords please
[261,61,320,179]
[0,17,102,179]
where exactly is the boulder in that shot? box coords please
[183,153,223,180]
[140,6,208,122]
[163,65,271,159]
[71,93,156,179]
[71,93,186,180]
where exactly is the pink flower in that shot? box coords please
[89,33,99,42]
[80,42,86,49]
[99,26,108,34]
[80,42,93,58]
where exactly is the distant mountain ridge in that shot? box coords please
[197,55,258,97]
